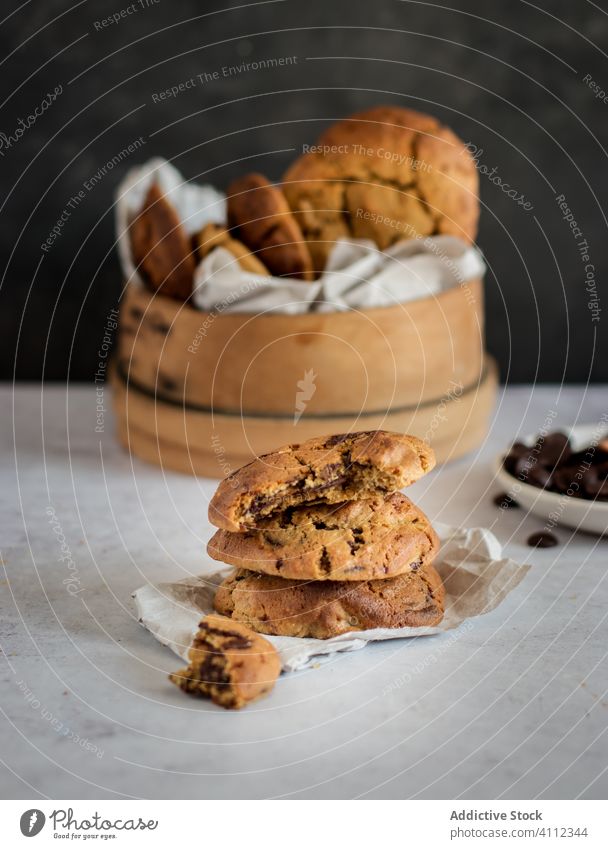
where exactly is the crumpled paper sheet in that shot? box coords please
[133,525,530,672]
[115,157,486,314]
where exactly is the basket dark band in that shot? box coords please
[114,359,494,421]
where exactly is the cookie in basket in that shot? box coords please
[195,223,269,276]
[129,183,196,300]
[283,105,479,270]
[227,172,315,280]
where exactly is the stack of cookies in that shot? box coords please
[207,430,444,640]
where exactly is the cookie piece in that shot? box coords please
[214,562,445,639]
[208,492,439,581]
[129,183,196,300]
[169,614,280,709]
[208,430,435,532]
[227,173,315,280]
[195,222,269,276]
[283,105,479,270]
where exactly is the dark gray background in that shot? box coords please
[2,0,607,383]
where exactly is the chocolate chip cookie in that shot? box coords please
[214,562,445,639]
[208,430,436,532]
[208,492,439,581]
[195,222,269,276]
[283,105,479,270]
[129,183,196,300]
[227,172,315,280]
[169,614,280,709]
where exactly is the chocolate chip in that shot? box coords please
[503,442,530,474]
[537,432,571,467]
[323,433,349,448]
[595,460,608,478]
[584,477,608,500]
[527,465,553,488]
[503,429,608,502]
[320,462,342,479]
[527,531,558,548]
[552,467,581,495]
[494,493,519,509]
[263,532,283,547]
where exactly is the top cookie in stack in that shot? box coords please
[207,431,444,639]
[208,430,434,532]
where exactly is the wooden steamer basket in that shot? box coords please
[111,276,497,478]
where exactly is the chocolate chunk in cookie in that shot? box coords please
[208,430,435,532]
[129,183,196,301]
[227,172,315,280]
[169,614,280,709]
[208,492,439,581]
[214,562,445,639]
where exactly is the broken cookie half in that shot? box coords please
[169,614,280,709]
[208,430,436,532]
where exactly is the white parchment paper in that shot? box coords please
[115,158,486,314]
[133,525,530,672]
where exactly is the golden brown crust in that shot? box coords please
[208,431,435,532]
[168,614,280,709]
[214,563,445,639]
[129,183,196,301]
[283,106,479,270]
[208,492,439,581]
[227,172,315,280]
[195,223,270,276]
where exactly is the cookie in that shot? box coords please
[208,430,435,532]
[129,183,196,300]
[195,223,269,276]
[169,614,280,709]
[208,492,439,581]
[227,172,315,280]
[283,105,479,270]
[214,562,445,639]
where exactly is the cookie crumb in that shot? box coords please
[169,614,280,709]
[493,492,519,509]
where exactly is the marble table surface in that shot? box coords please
[1,384,607,800]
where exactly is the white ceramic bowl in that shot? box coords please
[495,424,608,536]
